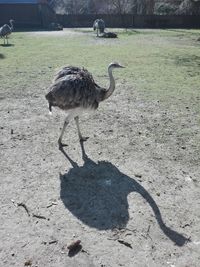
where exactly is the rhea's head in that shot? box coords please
[108,62,125,71]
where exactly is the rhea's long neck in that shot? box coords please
[103,67,115,101]
[10,21,14,30]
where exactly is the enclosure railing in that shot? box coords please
[56,14,200,29]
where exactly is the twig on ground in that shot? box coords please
[32,214,47,220]
[81,248,89,255]
[117,239,132,249]
[49,240,58,244]
[17,202,30,216]
[15,200,48,220]
[141,225,152,240]
[146,225,152,240]
[46,202,58,208]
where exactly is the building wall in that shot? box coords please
[0,3,56,28]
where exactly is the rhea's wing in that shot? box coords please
[0,24,10,36]
[98,19,105,32]
[53,66,82,82]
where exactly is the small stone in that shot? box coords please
[135,174,142,178]
[11,129,14,134]
[67,240,81,251]
[24,260,32,266]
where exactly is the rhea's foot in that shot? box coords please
[58,140,68,150]
[79,136,89,142]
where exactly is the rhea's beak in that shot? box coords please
[119,64,125,68]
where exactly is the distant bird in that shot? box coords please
[0,19,14,45]
[93,19,105,37]
[45,62,125,149]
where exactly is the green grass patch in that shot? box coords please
[0,29,199,113]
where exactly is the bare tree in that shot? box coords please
[87,0,98,14]
[51,0,199,15]
[176,0,200,15]
[146,0,155,14]
[108,0,155,14]
[108,0,132,14]
[132,0,155,14]
[53,0,89,14]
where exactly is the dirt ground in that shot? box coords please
[28,29,85,37]
[1,31,200,267]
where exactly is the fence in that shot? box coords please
[56,14,200,29]
[0,5,199,29]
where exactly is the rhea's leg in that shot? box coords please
[58,117,69,149]
[74,116,88,142]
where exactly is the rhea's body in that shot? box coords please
[45,62,124,149]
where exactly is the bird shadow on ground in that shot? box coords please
[0,44,14,47]
[60,142,190,247]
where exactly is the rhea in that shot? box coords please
[93,19,105,37]
[0,19,14,45]
[45,62,124,149]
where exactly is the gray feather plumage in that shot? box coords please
[93,19,105,34]
[0,24,11,37]
[0,20,14,45]
[45,62,124,148]
[46,66,106,112]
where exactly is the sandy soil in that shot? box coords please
[0,67,200,266]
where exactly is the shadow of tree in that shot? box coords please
[60,142,190,247]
